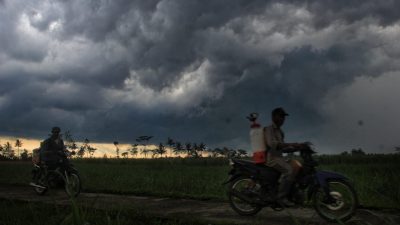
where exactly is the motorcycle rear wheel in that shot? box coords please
[33,179,48,195]
[33,171,48,195]
[227,176,262,216]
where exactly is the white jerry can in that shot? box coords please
[248,113,266,164]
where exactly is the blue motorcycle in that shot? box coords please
[225,146,358,222]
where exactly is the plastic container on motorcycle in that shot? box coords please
[250,123,266,164]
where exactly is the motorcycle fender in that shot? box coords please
[316,171,348,187]
[312,171,349,199]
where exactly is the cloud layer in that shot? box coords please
[1,0,400,152]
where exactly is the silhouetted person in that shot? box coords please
[40,127,68,169]
[264,107,307,206]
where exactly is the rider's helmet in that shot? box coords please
[51,126,61,134]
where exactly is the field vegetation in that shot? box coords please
[0,154,399,209]
[0,199,213,225]
[1,135,399,225]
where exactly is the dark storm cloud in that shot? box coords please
[1,0,400,152]
[306,0,400,28]
[51,0,271,90]
[0,1,48,62]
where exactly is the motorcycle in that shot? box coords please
[30,151,82,197]
[224,146,358,222]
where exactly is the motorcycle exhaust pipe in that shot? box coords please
[29,182,46,189]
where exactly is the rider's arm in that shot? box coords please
[280,143,302,148]
[265,127,295,151]
[280,143,308,153]
[265,126,306,152]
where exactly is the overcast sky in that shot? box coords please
[1,0,399,153]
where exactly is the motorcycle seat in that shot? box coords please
[233,158,281,175]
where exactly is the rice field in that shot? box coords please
[0,155,399,209]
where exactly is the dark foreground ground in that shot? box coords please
[0,184,399,225]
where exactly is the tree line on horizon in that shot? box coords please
[1,132,400,161]
[0,139,29,160]
[64,133,249,159]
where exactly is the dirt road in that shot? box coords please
[0,184,398,225]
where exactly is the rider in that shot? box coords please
[40,127,69,169]
[264,107,306,206]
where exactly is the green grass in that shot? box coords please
[0,156,399,209]
[78,159,229,199]
[0,199,211,225]
[320,163,400,209]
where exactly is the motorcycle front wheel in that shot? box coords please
[227,176,262,216]
[313,179,358,222]
[64,172,82,198]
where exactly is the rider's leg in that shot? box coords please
[31,167,40,183]
[289,159,302,180]
[266,157,295,205]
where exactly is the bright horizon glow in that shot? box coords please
[0,136,211,158]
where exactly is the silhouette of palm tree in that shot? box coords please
[198,143,206,157]
[77,146,85,158]
[185,143,192,157]
[173,142,183,156]
[151,147,157,158]
[64,131,78,156]
[156,143,166,158]
[14,139,22,159]
[20,149,29,160]
[130,144,139,158]
[192,143,199,158]
[82,138,91,158]
[136,136,153,142]
[166,137,175,157]
[3,142,14,158]
[136,136,153,158]
[88,146,97,158]
[113,141,120,158]
[141,148,149,158]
